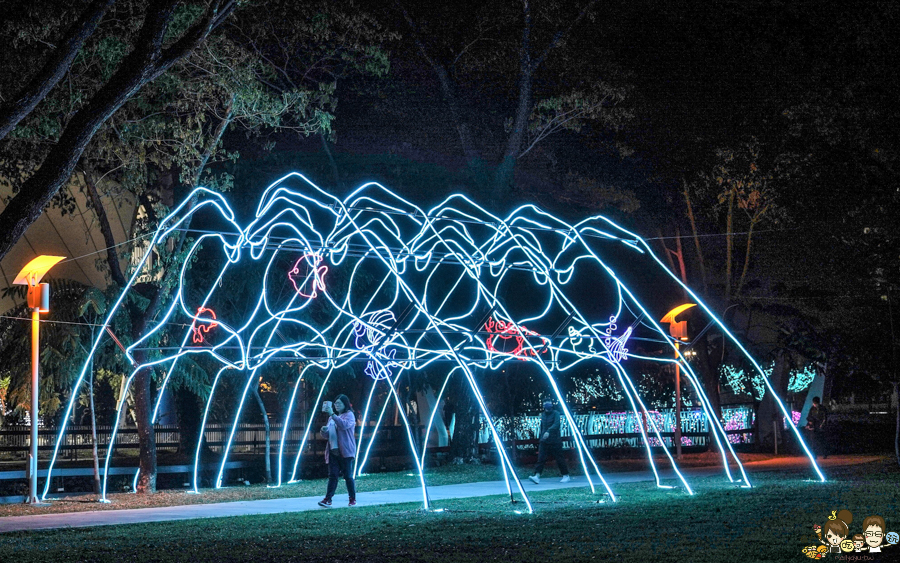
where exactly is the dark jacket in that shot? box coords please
[539,409,562,444]
[807,405,827,431]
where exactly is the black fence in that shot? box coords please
[0,423,460,463]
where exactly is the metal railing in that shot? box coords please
[0,405,759,462]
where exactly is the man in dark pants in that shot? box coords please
[529,400,571,484]
[805,396,828,459]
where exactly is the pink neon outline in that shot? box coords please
[288,253,328,298]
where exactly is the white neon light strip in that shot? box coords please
[43,172,822,509]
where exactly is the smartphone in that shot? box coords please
[321,401,332,412]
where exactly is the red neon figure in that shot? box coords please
[288,253,327,298]
[484,316,548,359]
[192,307,218,344]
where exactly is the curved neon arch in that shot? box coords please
[41,172,824,511]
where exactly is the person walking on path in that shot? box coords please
[805,396,828,459]
[528,400,571,484]
[318,394,357,507]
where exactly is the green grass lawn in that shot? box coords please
[0,462,508,517]
[1,459,898,562]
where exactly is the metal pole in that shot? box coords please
[674,343,682,460]
[773,420,778,456]
[29,307,40,504]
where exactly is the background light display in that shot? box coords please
[40,172,824,510]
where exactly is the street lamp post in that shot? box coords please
[14,255,65,505]
[661,303,697,460]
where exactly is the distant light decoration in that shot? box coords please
[751,362,774,401]
[722,407,754,445]
[788,365,816,393]
[288,253,327,298]
[568,371,623,403]
[751,376,765,400]
[191,307,218,344]
[484,316,548,359]
[39,171,825,507]
[720,365,747,395]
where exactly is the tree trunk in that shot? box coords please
[725,188,735,300]
[131,360,157,494]
[756,351,788,452]
[683,180,708,293]
[695,331,722,451]
[735,221,756,298]
[493,1,534,203]
[88,361,101,495]
[503,365,517,463]
[493,70,533,202]
[320,134,342,191]
[433,64,480,165]
[251,384,271,484]
[892,381,899,468]
[82,164,127,286]
[448,375,478,461]
[396,1,479,165]
[406,370,421,454]
[175,388,204,458]
[659,226,689,300]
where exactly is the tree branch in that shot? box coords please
[82,162,127,287]
[0,0,237,264]
[0,0,116,141]
[517,94,613,158]
[395,0,479,163]
[150,0,238,79]
[532,0,599,71]
[683,179,708,294]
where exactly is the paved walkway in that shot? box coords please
[0,456,876,533]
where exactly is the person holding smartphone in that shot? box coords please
[318,394,357,507]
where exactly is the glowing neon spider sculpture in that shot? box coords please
[41,172,825,511]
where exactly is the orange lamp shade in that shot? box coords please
[14,255,66,286]
[660,303,697,340]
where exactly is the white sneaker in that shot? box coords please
[560,475,571,483]
[528,475,540,484]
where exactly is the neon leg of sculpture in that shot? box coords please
[678,364,752,486]
[418,367,456,469]
[381,372,431,509]
[614,362,693,494]
[214,367,261,488]
[191,366,229,492]
[356,369,406,476]
[275,363,317,487]
[99,367,142,500]
[610,366,668,489]
[289,367,336,482]
[353,371,383,478]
